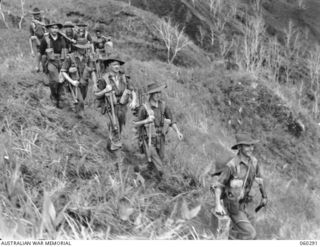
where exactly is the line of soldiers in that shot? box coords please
[28,7,184,177]
[28,7,268,240]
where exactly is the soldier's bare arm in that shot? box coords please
[212,165,232,215]
[164,106,183,140]
[255,162,268,206]
[29,24,36,55]
[61,58,79,86]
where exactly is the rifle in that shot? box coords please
[255,199,267,213]
[105,91,118,131]
[58,31,76,44]
[68,83,78,103]
[32,19,46,27]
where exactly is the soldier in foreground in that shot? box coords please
[93,54,137,155]
[39,22,67,108]
[133,82,183,181]
[212,133,268,239]
[61,39,96,115]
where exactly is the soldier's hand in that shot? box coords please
[261,197,268,207]
[31,51,35,57]
[73,80,80,87]
[128,101,137,109]
[177,131,184,141]
[215,204,226,216]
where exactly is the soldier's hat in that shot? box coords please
[30,7,42,15]
[146,82,167,94]
[98,54,125,66]
[46,21,63,29]
[94,23,104,32]
[77,22,88,27]
[63,21,75,28]
[73,38,91,49]
[231,133,259,150]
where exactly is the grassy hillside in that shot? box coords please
[0,0,320,240]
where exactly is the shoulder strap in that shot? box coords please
[143,102,154,118]
[251,156,258,174]
[103,73,111,87]
[159,100,166,127]
[69,53,77,67]
[32,21,36,32]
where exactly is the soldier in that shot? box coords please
[62,21,77,54]
[92,23,113,59]
[61,39,97,115]
[133,82,183,181]
[76,22,93,43]
[39,22,67,108]
[93,54,137,154]
[212,133,268,240]
[29,7,47,72]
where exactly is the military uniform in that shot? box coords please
[29,17,46,52]
[61,49,95,109]
[213,134,267,240]
[63,21,78,54]
[133,82,184,181]
[76,23,92,43]
[137,100,175,169]
[39,23,66,107]
[29,7,49,72]
[98,71,134,150]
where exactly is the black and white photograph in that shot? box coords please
[0,0,319,243]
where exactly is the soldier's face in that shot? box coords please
[151,92,162,102]
[34,14,41,20]
[96,31,101,38]
[109,61,120,73]
[78,48,86,55]
[50,26,59,36]
[65,27,73,33]
[240,144,254,157]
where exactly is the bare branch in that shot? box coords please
[0,0,9,29]
[19,0,26,29]
[154,18,190,64]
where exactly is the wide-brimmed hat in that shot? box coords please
[73,38,91,49]
[231,133,259,150]
[77,22,88,27]
[94,23,103,32]
[98,54,125,65]
[63,21,74,28]
[146,82,167,94]
[46,21,63,29]
[30,7,42,15]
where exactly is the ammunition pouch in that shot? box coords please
[46,48,61,61]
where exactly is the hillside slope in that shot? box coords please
[0,0,320,240]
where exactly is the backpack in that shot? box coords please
[32,19,45,39]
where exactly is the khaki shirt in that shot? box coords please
[61,52,95,80]
[137,100,175,135]
[215,154,262,201]
[102,72,134,98]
